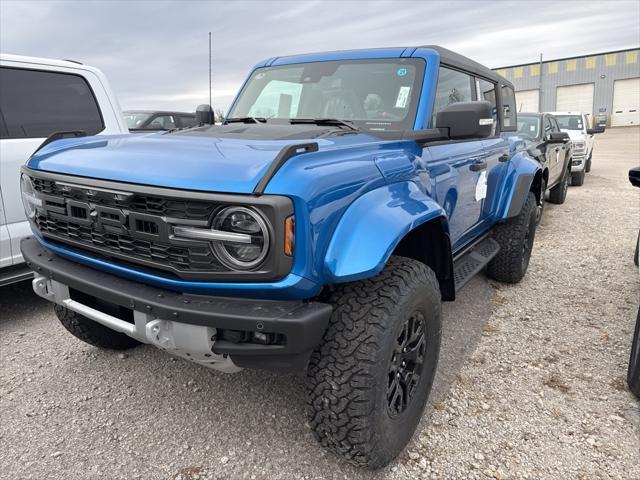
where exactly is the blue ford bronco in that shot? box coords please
[21,46,542,468]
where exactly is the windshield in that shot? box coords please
[517,115,540,139]
[555,115,584,130]
[124,112,152,129]
[228,59,425,131]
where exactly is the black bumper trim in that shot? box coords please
[21,237,331,371]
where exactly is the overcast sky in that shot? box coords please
[1,0,639,112]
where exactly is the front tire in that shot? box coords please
[571,170,585,186]
[585,152,592,173]
[549,166,570,204]
[55,305,141,350]
[306,256,442,469]
[487,192,537,283]
[536,179,546,225]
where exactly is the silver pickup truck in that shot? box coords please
[0,54,128,285]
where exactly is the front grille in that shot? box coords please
[30,177,230,279]
[32,177,218,220]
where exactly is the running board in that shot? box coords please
[453,237,500,292]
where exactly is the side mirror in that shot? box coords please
[435,101,493,140]
[587,126,605,135]
[196,104,214,125]
[548,132,569,143]
[629,167,640,188]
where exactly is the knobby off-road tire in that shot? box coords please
[627,307,640,398]
[487,192,537,284]
[55,305,141,350]
[572,170,585,186]
[548,166,570,204]
[306,256,442,469]
[536,179,546,225]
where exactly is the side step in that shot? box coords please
[453,237,500,292]
[0,263,34,287]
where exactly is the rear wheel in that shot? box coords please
[487,192,537,283]
[571,170,585,186]
[55,305,141,350]
[549,166,570,204]
[306,256,442,469]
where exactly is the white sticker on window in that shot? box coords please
[395,86,411,108]
[475,171,487,202]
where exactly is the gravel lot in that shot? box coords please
[1,127,638,479]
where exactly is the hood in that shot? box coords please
[27,126,380,194]
[560,129,586,142]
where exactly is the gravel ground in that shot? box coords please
[1,127,638,479]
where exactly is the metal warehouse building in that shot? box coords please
[493,47,640,127]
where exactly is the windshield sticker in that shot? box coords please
[397,67,407,77]
[395,86,411,108]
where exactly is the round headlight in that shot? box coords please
[20,175,39,218]
[212,206,270,270]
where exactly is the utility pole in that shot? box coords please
[538,53,543,112]
[208,32,212,108]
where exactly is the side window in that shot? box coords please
[248,80,302,119]
[148,115,176,130]
[477,78,497,135]
[432,67,473,127]
[549,116,561,132]
[0,67,104,139]
[179,115,197,128]
[500,85,517,130]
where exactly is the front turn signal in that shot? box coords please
[284,216,295,257]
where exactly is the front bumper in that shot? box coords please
[22,236,331,372]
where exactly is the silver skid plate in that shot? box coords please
[33,275,242,373]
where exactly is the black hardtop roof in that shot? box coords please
[420,45,512,87]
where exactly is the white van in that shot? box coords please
[0,54,128,285]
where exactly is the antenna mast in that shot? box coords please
[208,32,212,107]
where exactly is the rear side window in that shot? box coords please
[500,85,517,130]
[477,78,497,134]
[0,67,104,139]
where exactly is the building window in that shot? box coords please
[530,64,540,76]
[585,57,597,69]
[626,51,638,64]
[605,53,617,66]
[495,68,507,78]
[547,62,558,74]
[513,67,524,79]
[566,59,577,72]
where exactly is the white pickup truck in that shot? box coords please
[550,111,605,186]
[0,54,128,286]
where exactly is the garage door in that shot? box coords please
[515,89,539,112]
[556,83,594,115]
[611,77,640,126]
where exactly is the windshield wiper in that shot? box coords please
[225,117,268,124]
[289,118,359,132]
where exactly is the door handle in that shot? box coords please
[470,160,487,172]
